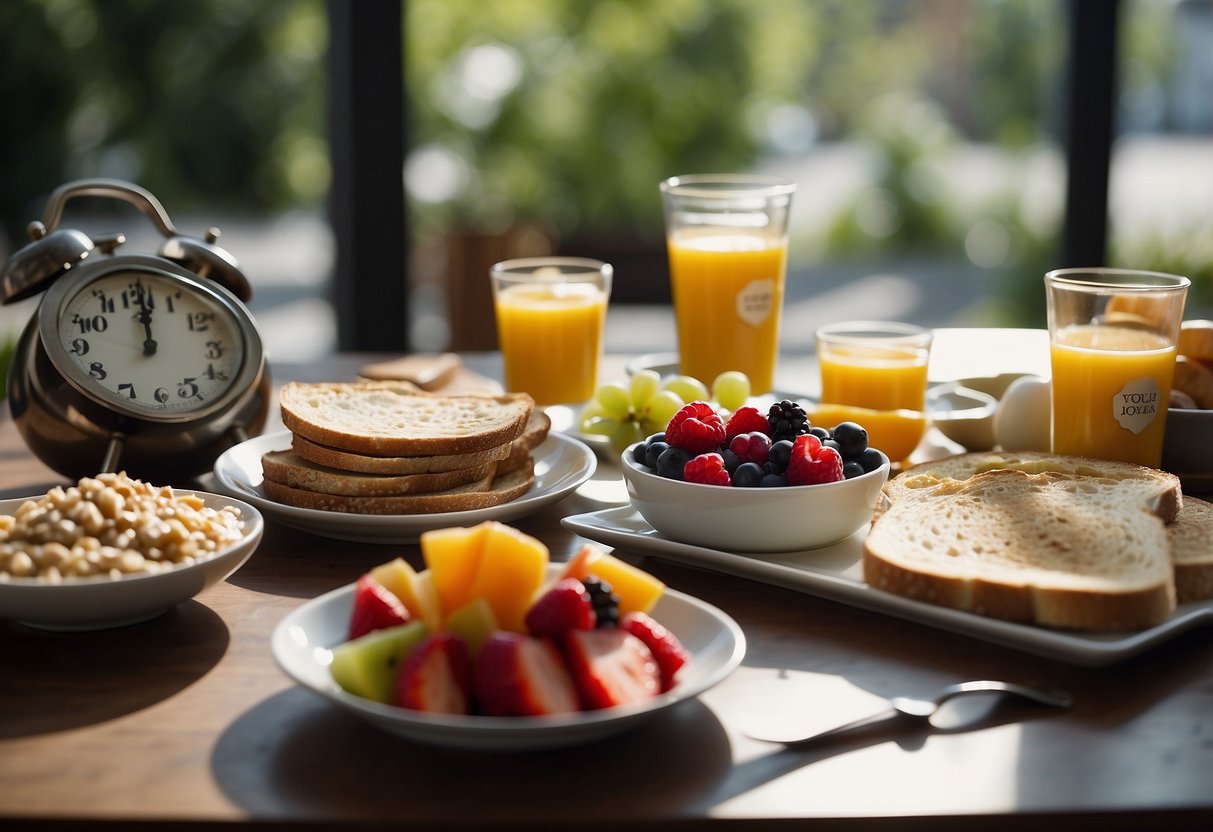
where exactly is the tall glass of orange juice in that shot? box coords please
[1046,268,1189,467]
[814,321,933,463]
[490,257,612,406]
[660,175,796,394]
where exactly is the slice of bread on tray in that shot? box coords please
[864,451,1211,632]
[264,381,544,515]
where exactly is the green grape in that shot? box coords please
[581,416,620,437]
[643,389,684,430]
[577,400,607,431]
[639,417,668,436]
[662,374,709,403]
[608,419,646,453]
[629,370,662,410]
[594,381,632,420]
[712,371,752,412]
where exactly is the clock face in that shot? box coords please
[49,269,248,418]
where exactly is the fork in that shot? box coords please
[747,680,1073,747]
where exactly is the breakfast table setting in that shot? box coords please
[3,177,1213,830]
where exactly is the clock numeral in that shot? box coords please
[69,338,89,356]
[117,382,135,398]
[165,291,180,313]
[91,290,115,314]
[73,313,109,335]
[154,387,170,404]
[89,362,107,381]
[187,312,214,332]
[177,378,201,399]
[204,340,224,359]
[202,363,229,382]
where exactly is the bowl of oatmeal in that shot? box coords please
[0,473,264,630]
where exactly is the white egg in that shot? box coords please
[994,375,1052,451]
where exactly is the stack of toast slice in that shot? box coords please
[261,381,547,514]
[865,451,1213,631]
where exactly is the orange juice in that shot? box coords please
[667,232,787,394]
[818,344,930,411]
[494,282,607,405]
[1050,324,1176,466]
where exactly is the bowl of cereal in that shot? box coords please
[0,473,264,630]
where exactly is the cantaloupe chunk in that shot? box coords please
[421,524,489,617]
[468,522,549,632]
[557,544,601,581]
[370,557,443,634]
[584,552,664,615]
[444,598,498,658]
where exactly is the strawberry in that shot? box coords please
[621,612,690,692]
[563,628,660,709]
[525,578,596,637]
[786,434,844,486]
[665,402,726,454]
[724,405,770,441]
[348,574,410,640]
[683,452,730,485]
[395,633,472,715]
[473,632,580,716]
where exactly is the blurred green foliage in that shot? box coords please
[0,0,327,249]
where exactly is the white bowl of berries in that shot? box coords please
[621,401,891,553]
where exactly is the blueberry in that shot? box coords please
[767,439,794,473]
[721,448,742,474]
[822,438,842,454]
[656,446,692,480]
[644,440,670,468]
[632,441,650,466]
[732,462,765,487]
[857,447,886,473]
[808,426,830,441]
[842,460,865,479]
[647,432,666,445]
[832,421,869,457]
[760,473,788,488]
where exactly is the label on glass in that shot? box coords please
[736,279,774,327]
[1113,377,1161,435]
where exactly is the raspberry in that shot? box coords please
[683,453,731,486]
[524,578,596,637]
[786,435,844,486]
[729,431,771,465]
[665,402,726,454]
[724,406,770,441]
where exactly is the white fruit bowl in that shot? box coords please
[621,444,890,553]
[0,492,263,630]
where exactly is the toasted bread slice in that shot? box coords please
[879,451,1182,524]
[1169,496,1213,602]
[261,461,535,515]
[278,381,533,456]
[864,468,1177,631]
[260,451,498,497]
[289,409,550,475]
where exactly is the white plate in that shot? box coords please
[212,431,597,544]
[544,403,611,454]
[562,506,1213,668]
[0,492,263,631]
[271,565,746,750]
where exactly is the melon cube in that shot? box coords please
[421,524,489,617]
[584,553,664,615]
[370,558,443,635]
[444,598,499,658]
[557,544,601,582]
[468,522,549,632]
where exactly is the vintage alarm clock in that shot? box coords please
[0,178,270,482]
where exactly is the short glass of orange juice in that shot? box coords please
[490,257,612,406]
[660,175,796,394]
[814,321,933,463]
[1045,267,1189,467]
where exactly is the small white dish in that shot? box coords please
[271,564,746,750]
[621,444,889,553]
[927,383,999,451]
[0,492,263,631]
[212,431,597,544]
[544,402,611,455]
[561,506,1213,667]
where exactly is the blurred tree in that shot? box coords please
[0,0,327,252]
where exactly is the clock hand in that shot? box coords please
[134,282,157,356]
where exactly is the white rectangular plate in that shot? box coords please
[562,506,1213,667]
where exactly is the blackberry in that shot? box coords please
[768,400,810,441]
[582,575,620,628]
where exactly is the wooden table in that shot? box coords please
[2,348,1212,831]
